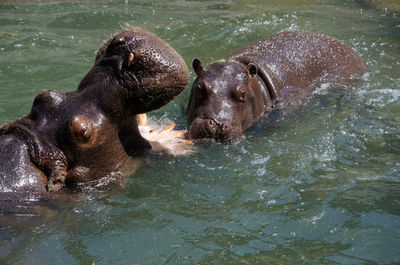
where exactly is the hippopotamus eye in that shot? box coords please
[233,86,247,102]
[197,83,211,98]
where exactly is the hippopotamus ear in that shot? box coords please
[192,58,204,76]
[246,63,258,79]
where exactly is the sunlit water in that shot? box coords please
[1,0,399,264]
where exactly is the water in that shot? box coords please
[0,0,399,264]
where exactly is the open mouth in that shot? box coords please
[137,113,195,156]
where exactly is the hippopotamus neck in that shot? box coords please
[76,65,127,122]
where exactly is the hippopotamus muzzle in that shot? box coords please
[187,117,239,141]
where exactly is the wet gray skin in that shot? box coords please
[187,31,368,141]
[0,28,189,193]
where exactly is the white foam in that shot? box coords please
[138,116,196,156]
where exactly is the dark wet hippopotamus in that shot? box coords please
[187,31,368,141]
[0,28,189,193]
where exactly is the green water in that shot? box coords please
[1,0,399,264]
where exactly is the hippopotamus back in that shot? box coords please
[187,31,367,141]
[228,31,367,101]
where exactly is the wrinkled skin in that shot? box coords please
[0,28,189,194]
[187,31,368,141]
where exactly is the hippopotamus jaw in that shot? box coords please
[92,28,189,115]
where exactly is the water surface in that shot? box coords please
[0,0,399,264]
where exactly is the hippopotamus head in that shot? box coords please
[186,59,266,141]
[0,28,189,192]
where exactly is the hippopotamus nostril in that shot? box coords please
[205,118,218,134]
[220,123,230,132]
[207,119,215,128]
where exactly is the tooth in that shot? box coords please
[128,52,134,66]
[137,113,147,126]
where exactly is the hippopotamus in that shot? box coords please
[186,31,368,141]
[0,28,189,194]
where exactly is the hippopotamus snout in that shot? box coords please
[188,117,239,141]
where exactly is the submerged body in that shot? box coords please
[0,28,189,194]
[187,31,368,140]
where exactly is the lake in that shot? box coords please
[0,0,399,264]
